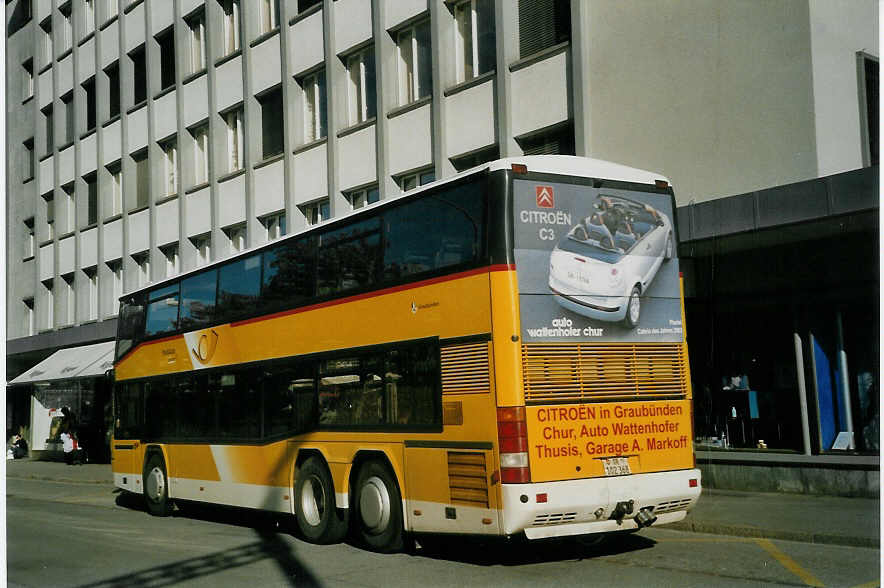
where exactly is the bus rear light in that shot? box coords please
[498,406,531,484]
[511,163,528,174]
[536,493,548,503]
[689,478,698,488]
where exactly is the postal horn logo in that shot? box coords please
[192,329,220,364]
[536,185,555,208]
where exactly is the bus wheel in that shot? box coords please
[625,286,641,328]
[295,457,347,544]
[354,460,404,553]
[143,453,172,517]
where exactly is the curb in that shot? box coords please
[7,474,113,486]
[667,519,879,549]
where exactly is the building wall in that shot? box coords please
[5,0,878,355]
[581,0,818,204]
[809,0,879,176]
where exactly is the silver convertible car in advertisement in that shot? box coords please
[548,195,673,328]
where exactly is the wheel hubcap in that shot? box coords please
[629,295,640,323]
[146,466,165,502]
[359,476,391,535]
[301,475,325,527]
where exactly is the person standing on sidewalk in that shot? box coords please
[61,431,74,465]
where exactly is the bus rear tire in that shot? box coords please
[143,453,172,517]
[295,457,347,544]
[354,460,404,553]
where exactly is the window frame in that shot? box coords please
[190,123,209,185]
[224,107,244,172]
[160,137,179,196]
[301,69,326,143]
[346,47,376,125]
[220,0,241,55]
[186,9,206,75]
[396,20,431,106]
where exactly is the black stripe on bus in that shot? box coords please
[404,440,493,450]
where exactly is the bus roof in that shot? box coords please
[122,156,669,298]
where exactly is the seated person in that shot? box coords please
[614,220,637,251]
[587,213,616,249]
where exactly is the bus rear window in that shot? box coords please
[115,293,145,359]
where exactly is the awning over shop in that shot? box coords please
[10,341,115,385]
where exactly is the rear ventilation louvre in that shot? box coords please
[441,342,491,394]
[522,343,688,403]
[448,451,489,508]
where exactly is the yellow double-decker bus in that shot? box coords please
[111,155,700,552]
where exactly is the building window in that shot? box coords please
[346,186,379,210]
[186,10,206,75]
[60,3,73,53]
[302,70,326,142]
[130,46,147,104]
[133,150,149,207]
[108,161,122,215]
[454,0,495,83]
[62,273,75,325]
[159,137,178,196]
[192,234,211,266]
[106,0,117,21]
[24,298,35,336]
[108,259,122,314]
[397,21,431,105]
[9,0,32,35]
[190,124,209,185]
[23,59,34,100]
[160,243,179,277]
[450,144,499,172]
[83,0,95,36]
[42,105,54,155]
[398,169,435,192]
[24,138,35,181]
[859,53,879,167]
[224,107,244,172]
[516,122,575,156]
[518,0,570,59]
[297,0,320,13]
[40,17,52,65]
[84,267,98,321]
[260,0,279,34]
[300,199,329,226]
[225,224,246,254]
[220,0,240,55]
[157,28,176,91]
[261,212,285,241]
[85,173,98,225]
[134,252,150,288]
[258,87,284,158]
[24,218,35,259]
[44,192,55,239]
[44,280,54,328]
[106,62,120,118]
[62,183,75,233]
[61,92,75,145]
[346,47,376,124]
[83,77,96,131]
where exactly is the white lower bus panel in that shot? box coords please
[501,469,701,539]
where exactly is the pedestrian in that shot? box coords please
[12,434,28,459]
[61,431,74,465]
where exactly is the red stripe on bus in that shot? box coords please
[231,264,515,327]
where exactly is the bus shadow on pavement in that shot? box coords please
[413,531,656,566]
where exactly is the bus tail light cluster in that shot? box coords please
[498,406,531,483]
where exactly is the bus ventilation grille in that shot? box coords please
[521,343,688,403]
[447,451,490,508]
[532,512,578,526]
[441,342,491,394]
[654,499,692,514]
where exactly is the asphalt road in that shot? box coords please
[6,477,881,587]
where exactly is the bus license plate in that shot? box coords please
[603,457,631,476]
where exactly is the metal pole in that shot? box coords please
[793,333,812,455]
[835,311,855,449]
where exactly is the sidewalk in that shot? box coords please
[5,458,879,548]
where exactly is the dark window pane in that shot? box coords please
[318,70,327,139]
[318,355,385,427]
[114,382,143,439]
[317,218,381,296]
[86,176,98,225]
[144,381,176,439]
[131,47,146,103]
[180,270,217,328]
[217,254,261,319]
[134,152,149,207]
[518,0,570,58]
[212,371,260,439]
[84,78,96,130]
[263,362,316,437]
[259,88,284,158]
[261,236,315,310]
[383,179,485,280]
[477,0,496,74]
[176,373,213,438]
[416,21,432,98]
[159,31,176,90]
[364,48,377,119]
[864,57,878,165]
[145,284,179,336]
[387,343,439,426]
[107,63,120,118]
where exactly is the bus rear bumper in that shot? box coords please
[501,469,701,539]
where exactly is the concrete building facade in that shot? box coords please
[5,1,878,480]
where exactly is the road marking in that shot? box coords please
[654,537,756,543]
[849,581,880,588]
[755,539,824,587]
